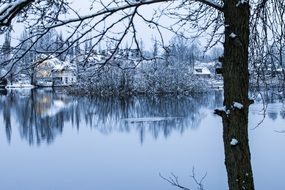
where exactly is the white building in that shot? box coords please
[52,63,77,86]
[34,55,77,87]
[193,66,211,78]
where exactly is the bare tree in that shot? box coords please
[1,0,285,189]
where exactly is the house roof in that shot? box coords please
[36,55,76,72]
[193,66,211,75]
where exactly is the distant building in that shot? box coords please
[76,49,141,76]
[52,63,77,86]
[193,66,211,78]
[34,55,77,87]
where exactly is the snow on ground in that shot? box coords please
[6,84,34,89]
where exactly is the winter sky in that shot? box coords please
[4,0,216,50]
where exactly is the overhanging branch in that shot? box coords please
[0,0,35,27]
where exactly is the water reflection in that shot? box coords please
[0,89,223,145]
[0,89,74,144]
[1,88,285,189]
[249,89,285,122]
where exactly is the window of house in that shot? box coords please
[195,68,203,73]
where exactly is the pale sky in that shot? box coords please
[2,0,220,51]
[68,0,176,50]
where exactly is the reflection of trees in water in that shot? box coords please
[74,92,223,143]
[249,88,285,121]
[2,93,12,143]
[0,89,74,145]
[0,90,223,145]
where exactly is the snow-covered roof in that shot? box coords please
[36,55,62,68]
[53,63,65,71]
[37,55,76,72]
[193,66,211,75]
[52,61,76,72]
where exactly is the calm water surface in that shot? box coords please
[0,89,284,190]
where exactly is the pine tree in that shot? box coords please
[2,29,11,59]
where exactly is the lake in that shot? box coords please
[0,88,284,190]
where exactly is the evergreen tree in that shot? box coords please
[2,31,11,56]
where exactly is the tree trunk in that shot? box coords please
[222,1,254,190]
[222,105,254,190]
[223,0,250,106]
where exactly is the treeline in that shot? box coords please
[1,29,222,94]
[250,42,285,87]
[74,38,222,96]
[0,28,81,84]
[1,27,285,90]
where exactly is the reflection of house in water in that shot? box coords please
[30,89,77,144]
[0,89,77,145]
[35,89,75,118]
[34,55,77,87]
[35,92,53,115]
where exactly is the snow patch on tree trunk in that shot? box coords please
[229,33,237,38]
[230,138,239,146]
[233,102,243,109]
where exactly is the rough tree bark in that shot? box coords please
[222,0,254,190]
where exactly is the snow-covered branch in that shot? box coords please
[0,0,34,27]
[196,0,223,12]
